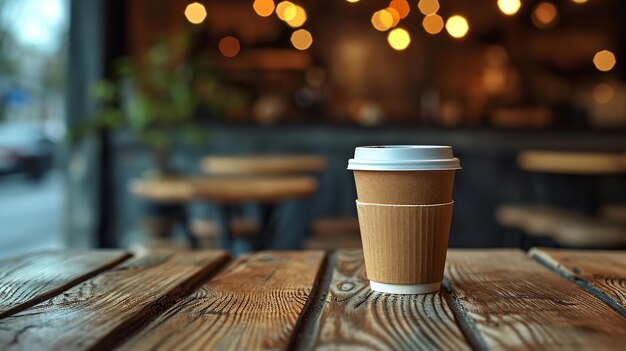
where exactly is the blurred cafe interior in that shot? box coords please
[0,0,624,257]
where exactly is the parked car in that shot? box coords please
[0,122,54,180]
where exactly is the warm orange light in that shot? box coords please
[532,2,558,29]
[346,0,360,2]
[371,9,394,31]
[385,7,401,27]
[572,0,587,3]
[418,0,440,15]
[387,27,410,51]
[422,14,444,35]
[276,1,296,21]
[286,5,307,27]
[253,0,275,17]
[218,36,241,58]
[389,0,410,19]
[446,15,469,39]
[593,83,614,104]
[291,29,313,50]
[593,50,617,72]
[184,2,207,24]
[498,0,521,16]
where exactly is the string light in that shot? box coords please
[389,0,410,19]
[532,2,558,29]
[446,15,469,39]
[218,36,241,58]
[498,0,521,16]
[253,0,275,17]
[593,50,617,72]
[184,2,207,24]
[276,1,297,21]
[593,83,614,104]
[385,7,401,27]
[291,29,313,50]
[286,5,307,27]
[422,14,444,35]
[418,0,440,15]
[387,28,411,51]
[371,9,395,31]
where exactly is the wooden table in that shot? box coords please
[1,248,625,350]
[130,176,318,250]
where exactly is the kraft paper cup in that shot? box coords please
[348,146,461,295]
[356,201,454,294]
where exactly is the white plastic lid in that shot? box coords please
[347,145,461,171]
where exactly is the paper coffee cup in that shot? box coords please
[348,145,461,294]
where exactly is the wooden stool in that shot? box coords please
[201,155,327,176]
[199,155,327,252]
[131,176,318,251]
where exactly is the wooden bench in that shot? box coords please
[496,205,625,247]
[1,248,625,350]
[517,151,626,174]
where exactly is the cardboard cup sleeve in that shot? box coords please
[356,200,454,285]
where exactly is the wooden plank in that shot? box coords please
[445,249,626,350]
[0,250,131,319]
[530,248,626,315]
[119,251,325,351]
[293,250,471,351]
[0,249,228,351]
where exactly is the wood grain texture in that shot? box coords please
[294,250,471,351]
[446,249,626,350]
[530,248,626,314]
[0,250,131,319]
[119,251,325,351]
[0,250,228,351]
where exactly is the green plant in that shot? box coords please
[72,33,246,176]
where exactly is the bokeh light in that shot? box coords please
[422,14,444,35]
[532,2,558,29]
[418,0,440,16]
[572,0,587,3]
[593,83,614,104]
[371,9,395,31]
[286,5,307,27]
[385,7,401,27]
[276,1,297,21]
[346,0,360,3]
[593,50,617,72]
[387,28,411,51]
[184,2,207,24]
[446,15,469,39]
[218,36,241,58]
[253,0,275,17]
[290,29,313,50]
[389,0,410,19]
[498,0,521,16]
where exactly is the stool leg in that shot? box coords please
[215,204,233,252]
[178,206,198,249]
[254,204,277,250]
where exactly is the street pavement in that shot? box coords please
[0,170,64,258]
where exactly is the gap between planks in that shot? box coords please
[0,250,132,319]
[529,248,626,318]
[291,250,473,351]
[0,249,230,351]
